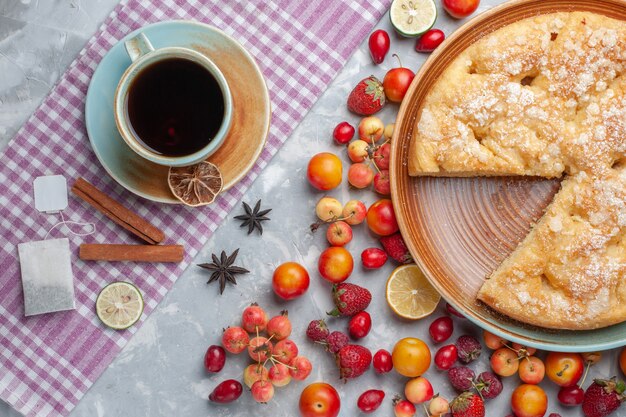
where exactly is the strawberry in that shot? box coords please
[379,232,413,264]
[306,319,329,343]
[336,344,372,379]
[347,76,386,115]
[582,378,626,417]
[326,331,349,354]
[450,392,485,417]
[328,283,372,317]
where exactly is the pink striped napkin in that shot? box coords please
[0,0,389,415]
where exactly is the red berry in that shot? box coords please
[429,316,454,343]
[289,356,313,381]
[368,30,390,64]
[347,76,386,116]
[443,0,479,19]
[306,319,330,343]
[349,311,372,339]
[582,378,625,417]
[328,283,372,317]
[266,311,292,340]
[415,29,445,53]
[208,379,243,403]
[326,331,350,354]
[251,380,275,403]
[434,344,458,371]
[379,232,412,263]
[373,170,391,196]
[273,339,299,363]
[357,389,385,413]
[446,302,465,318]
[204,345,226,373]
[221,326,249,354]
[456,335,482,363]
[361,248,388,269]
[373,349,393,374]
[382,59,415,103]
[450,392,484,417]
[558,385,584,406]
[393,397,417,417]
[373,143,390,170]
[333,121,355,144]
[475,371,503,399]
[241,303,268,333]
[448,366,476,392]
[337,345,372,379]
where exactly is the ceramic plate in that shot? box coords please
[85,20,270,204]
[391,0,626,351]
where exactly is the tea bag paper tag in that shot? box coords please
[18,238,76,316]
[34,175,68,213]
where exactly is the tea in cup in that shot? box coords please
[114,33,232,167]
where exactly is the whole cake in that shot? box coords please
[408,11,626,330]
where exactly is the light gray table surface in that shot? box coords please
[0,1,623,416]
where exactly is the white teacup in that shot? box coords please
[114,33,232,167]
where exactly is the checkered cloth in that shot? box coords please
[0,1,389,415]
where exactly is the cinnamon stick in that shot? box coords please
[79,244,184,263]
[71,178,165,244]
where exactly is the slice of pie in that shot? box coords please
[477,167,626,329]
[408,11,626,329]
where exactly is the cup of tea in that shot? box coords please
[114,32,232,167]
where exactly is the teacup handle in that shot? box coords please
[124,33,154,62]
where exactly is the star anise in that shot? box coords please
[198,249,249,294]
[234,200,271,235]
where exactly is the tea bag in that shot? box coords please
[17,175,82,316]
[18,238,76,316]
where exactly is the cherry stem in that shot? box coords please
[255,327,263,366]
[368,157,382,174]
[269,355,297,370]
[580,361,592,388]
[260,358,270,380]
[502,342,528,360]
[393,53,403,68]
[421,403,430,417]
[310,212,354,232]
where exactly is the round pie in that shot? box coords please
[409,11,626,330]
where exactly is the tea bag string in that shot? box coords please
[44,211,96,240]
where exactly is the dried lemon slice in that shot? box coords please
[386,264,441,320]
[96,282,144,330]
[168,161,223,207]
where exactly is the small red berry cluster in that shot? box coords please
[206,303,312,404]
